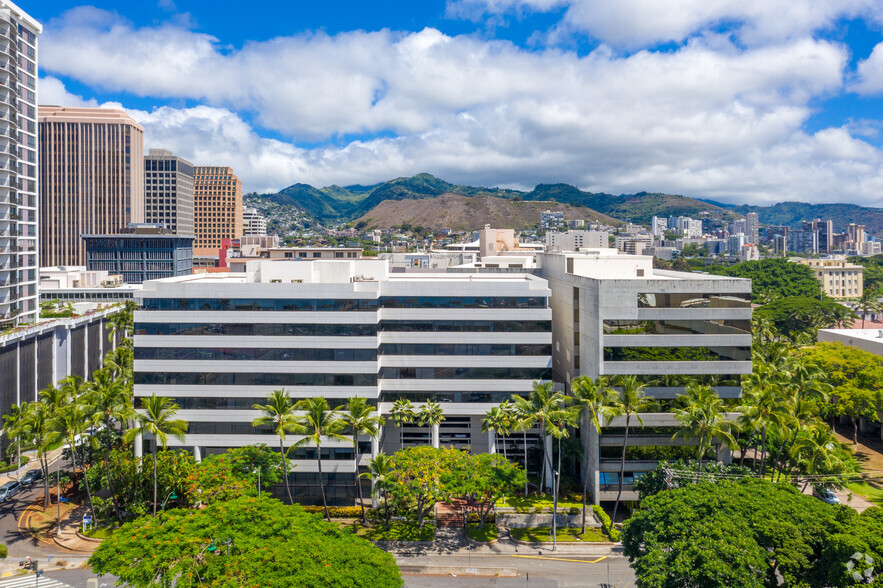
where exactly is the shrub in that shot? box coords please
[534,506,544,514]
[592,505,619,541]
[467,512,495,524]
[568,507,580,515]
[0,544,7,558]
[0,456,29,473]
[300,506,373,518]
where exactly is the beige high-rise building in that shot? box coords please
[193,166,242,254]
[0,2,41,328]
[38,107,144,267]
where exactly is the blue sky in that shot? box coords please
[30,1,883,205]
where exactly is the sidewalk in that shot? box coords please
[52,504,99,553]
[377,526,622,557]
[0,447,65,485]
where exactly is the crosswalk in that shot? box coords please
[0,575,74,588]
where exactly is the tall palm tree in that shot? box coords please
[418,401,445,448]
[853,288,883,328]
[360,453,395,530]
[482,402,514,459]
[606,375,655,523]
[293,397,348,521]
[59,375,90,404]
[511,381,568,491]
[341,397,384,525]
[123,395,187,517]
[86,368,132,522]
[672,383,739,482]
[252,389,300,504]
[771,397,823,482]
[569,376,615,533]
[740,365,789,477]
[52,399,97,519]
[389,399,417,450]
[2,403,26,476]
[791,425,852,492]
[107,300,137,343]
[19,401,57,508]
[509,400,533,494]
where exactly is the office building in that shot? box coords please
[536,249,752,502]
[39,266,140,305]
[193,166,242,255]
[1,306,123,423]
[787,229,818,254]
[242,207,266,236]
[83,224,194,284]
[803,219,834,254]
[132,260,552,503]
[745,213,759,245]
[39,107,145,267]
[794,258,863,299]
[0,2,40,328]
[545,230,608,251]
[144,149,194,235]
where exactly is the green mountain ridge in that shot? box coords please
[251,173,883,233]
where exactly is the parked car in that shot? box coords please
[0,481,21,502]
[20,469,42,486]
[813,486,840,505]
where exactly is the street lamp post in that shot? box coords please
[255,467,261,499]
[552,470,560,552]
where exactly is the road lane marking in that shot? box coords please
[511,555,608,563]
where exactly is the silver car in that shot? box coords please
[0,481,21,502]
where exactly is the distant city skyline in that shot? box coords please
[29,1,883,206]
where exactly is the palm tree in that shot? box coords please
[360,453,395,531]
[19,402,57,508]
[2,403,26,476]
[107,300,137,343]
[791,425,853,492]
[252,389,300,504]
[482,402,514,459]
[418,401,445,448]
[606,375,655,523]
[672,383,739,482]
[293,397,348,521]
[389,399,417,450]
[740,365,789,477]
[123,395,187,517]
[341,397,384,525]
[59,374,90,404]
[86,368,132,522]
[52,399,97,519]
[511,381,568,491]
[509,400,533,495]
[569,376,615,533]
[853,288,883,328]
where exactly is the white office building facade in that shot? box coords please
[133,260,552,504]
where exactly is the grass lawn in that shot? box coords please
[467,523,498,542]
[499,496,584,510]
[510,526,609,543]
[82,526,116,539]
[844,481,883,507]
[345,521,435,541]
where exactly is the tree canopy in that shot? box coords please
[754,296,854,336]
[89,496,402,588]
[622,478,883,588]
[706,258,821,302]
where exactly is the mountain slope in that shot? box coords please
[355,194,617,231]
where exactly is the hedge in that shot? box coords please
[0,545,7,559]
[0,456,29,474]
[467,512,495,524]
[300,506,373,518]
[592,505,620,541]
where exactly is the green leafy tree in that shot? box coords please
[606,375,655,522]
[124,395,188,517]
[88,496,403,588]
[293,397,347,521]
[387,446,455,529]
[252,389,301,504]
[342,397,384,524]
[706,258,822,302]
[457,453,526,529]
[633,460,753,500]
[186,445,283,505]
[755,296,857,337]
[672,383,739,482]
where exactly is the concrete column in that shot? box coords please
[134,432,143,458]
[716,440,732,464]
[585,419,600,505]
[431,424,439,448]
[371,435,379,458]
[488,429,496,454]
[193,446,202,462]
[544,434,554,490]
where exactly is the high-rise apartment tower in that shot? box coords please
[0,2,41,328]
[38,107,145,267]
[193,166,242,255]
[144,149,194,235]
